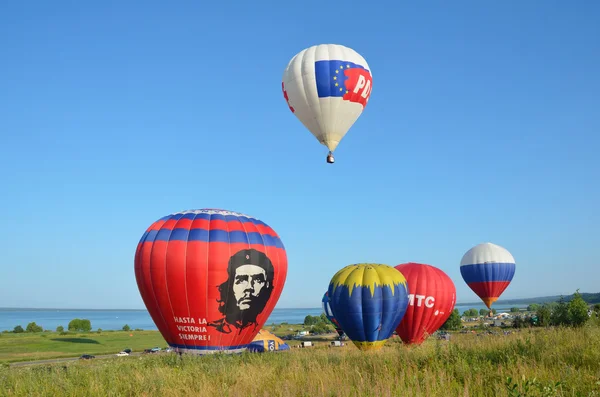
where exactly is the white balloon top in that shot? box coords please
[460,242,516,267]
[170,209,257,219]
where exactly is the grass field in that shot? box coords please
[1,326,599,396]
[0,331,167,363]
[0,324,322,364]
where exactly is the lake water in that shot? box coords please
[0,302,530,332]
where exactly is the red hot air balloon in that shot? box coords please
[394,263,456,345]
[134,209,287,355]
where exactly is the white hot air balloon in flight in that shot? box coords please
[282,44,373,164]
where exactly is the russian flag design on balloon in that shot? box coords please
[328,264,409,351]
[460,242,516,309]
[134,209,287,355]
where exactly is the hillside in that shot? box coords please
[461,292,600,306]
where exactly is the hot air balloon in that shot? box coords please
[134,209,287,355]
[322,291,344,338]
[394,263,456,345]
[247,329,290,353]
[328,264,409,351]
[460,242,516,309]
[282,44,373,164]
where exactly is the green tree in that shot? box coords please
[68,318,92,332]
[463,308,478,317]
[510,307,520,313]
[320,313,329,323]
[479,309,489,316]
[527,304,540,312]
[13,325,24,333]
[593,303,600,315]
[551,296,571,326]
[536,305,551,327]
[25,322,43,333]
[81,319,92,332]
[304,315,318,326]
[440,309,462,331]
[312,322,331,334]
[122,324,131,331]
[56,325,64,333]
[568,290,589,327]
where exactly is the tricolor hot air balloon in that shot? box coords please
[460,242,516,309]
[282,44,373,164]
[394,263,456,345]
[134,209,287,355]
[328,264,409,351]
[322,291,344,338]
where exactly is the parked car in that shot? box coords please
[122,348,132,354]
[150,347,161,353]
[80,354,95,360]
[116,351,129,357]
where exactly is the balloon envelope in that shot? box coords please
[322,291,344,337]
[394,263,456,345]
[282,44,373,156]
[247,329,290,353]
[460,242,515,309]
[328,264,409,351]
[134,209,287,355]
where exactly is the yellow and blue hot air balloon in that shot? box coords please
[328,263,409,351]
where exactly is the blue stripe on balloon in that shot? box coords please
[460,263,516,283]
[143,228,283,248]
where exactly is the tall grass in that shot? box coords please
[1,327,599,396]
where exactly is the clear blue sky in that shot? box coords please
[1,1,598,309]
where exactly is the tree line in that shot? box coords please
[440,290,600,331]
[3,318,140,334]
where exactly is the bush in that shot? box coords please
[56,326,64,333]
[13,325,24,333]
[122,324,131,331]
[536,305,551,327]
[26,322,43,333]
[440,309,462,331]
[568,290,589,327]
[512,316,529,329]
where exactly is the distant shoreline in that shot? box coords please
[2,292,597,312]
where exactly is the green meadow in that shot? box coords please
[0,331,166,364]
[1,326,599,396]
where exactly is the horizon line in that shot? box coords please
[0,299,553,312]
